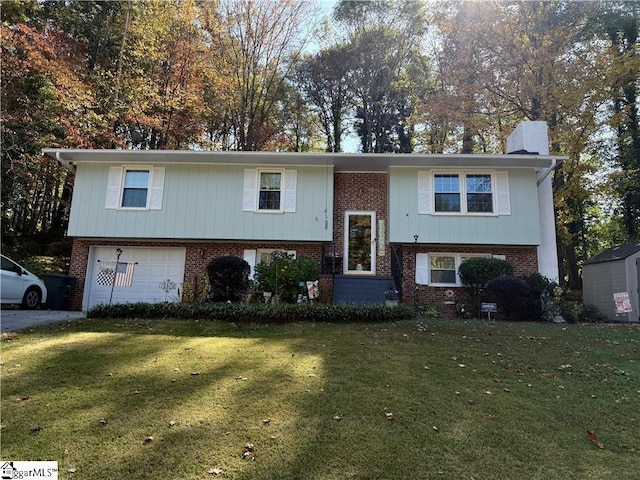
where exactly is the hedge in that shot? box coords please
[87,302,417,323]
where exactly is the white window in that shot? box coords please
[243,249,296,279]
[105,166,165,210]
[243,169,297,213]
[416,253,491,286]
[258,172,282,210]
[419,171,510,216]
[122,169,150,208]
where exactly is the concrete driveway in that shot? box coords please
[1,308,86,333]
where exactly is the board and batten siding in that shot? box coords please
[388,167,541,245]
[68,163,333,241]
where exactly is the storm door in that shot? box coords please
[344,211,376,274]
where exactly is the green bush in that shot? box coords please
[206,256,251,302]
[520,273,557,321]
[458,257,513,311]
[254,251,318,303]
[485,275,532,321]
[87,302,416,323]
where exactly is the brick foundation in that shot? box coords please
[67,239,324,311]
[399,244,538,310]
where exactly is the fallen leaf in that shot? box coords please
[242,443,256,460]
[587,430,604,449]
[143,435,154,445]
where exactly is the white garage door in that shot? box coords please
[85,246,186,310]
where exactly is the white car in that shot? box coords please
[1,254,48,309]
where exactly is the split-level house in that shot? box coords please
[45,121,563,311]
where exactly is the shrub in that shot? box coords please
[254,251,318,303]
[458,257,514,310]
[520,273,557,321]
[485,275,532,320]
[87,302,416,323]
[181,272,210,304]
[206,256,250,302]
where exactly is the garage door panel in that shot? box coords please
[86,247,186,310]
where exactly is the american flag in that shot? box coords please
[114,262,135,287]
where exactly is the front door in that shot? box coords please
[344,211,376,274]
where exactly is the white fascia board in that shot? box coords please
[43,149,567,172]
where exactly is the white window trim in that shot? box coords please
[257,169,285,213]
[243,168,297,213]
[432,170,497,216]
[419,170,510,217]
[244,248,297,279]
[416,252,491,286]
[105,165,164,211]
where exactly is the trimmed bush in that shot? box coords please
[485,275,532,321]
[206,256,250,302]
[87,302,416,323]
[458,257,513,313]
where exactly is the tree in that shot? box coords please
[597,2,640,241]
[211,0,316,151]
[294,46,353,152]
[333,0,427,153]
[1,22,111,248]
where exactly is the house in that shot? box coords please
[583,243,640,322]
[45,121,563,311]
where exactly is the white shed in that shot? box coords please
[583,243,640,322]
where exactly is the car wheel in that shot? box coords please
[21,287,42,309]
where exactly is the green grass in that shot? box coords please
[1,318,639,479]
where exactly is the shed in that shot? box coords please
[583,243,640,322]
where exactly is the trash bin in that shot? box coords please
[41,274,77,310]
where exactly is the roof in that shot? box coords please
[43,149,565,173]
[584,243,640,265]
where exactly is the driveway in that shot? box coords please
[1,308,86,333]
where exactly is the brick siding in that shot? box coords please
[67,239,323,311]
[400,244,538,310]
[333,172,391,276]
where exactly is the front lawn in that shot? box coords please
[1,318,638,479]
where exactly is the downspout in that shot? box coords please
[537,158,558,186]
[55,152,76,174]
